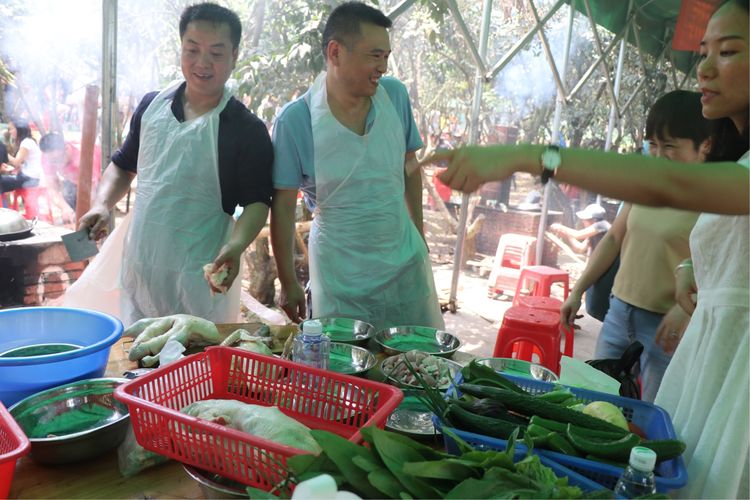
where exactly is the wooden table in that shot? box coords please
[9,324,471,498]
[9,322,296,499]
[9,337,206,499]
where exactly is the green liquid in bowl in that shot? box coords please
[0,343,81,358]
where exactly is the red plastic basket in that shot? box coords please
[0,402,31,499]
[114,346,403,490]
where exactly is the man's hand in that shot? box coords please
[655,304,691,354]
[207,243,243,293]
[78,204,112,240]
[279,281,306,323]
[560,291,583,327]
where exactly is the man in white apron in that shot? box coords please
[271,2,444,332]
[65,3,273,327]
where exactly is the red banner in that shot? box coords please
[671,0,721,52]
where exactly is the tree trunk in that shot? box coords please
[249,0,266,49]
[462,213,485,267]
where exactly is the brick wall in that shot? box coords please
[474,206,563,266]
[0,224,88,308]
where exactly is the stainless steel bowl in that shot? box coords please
[374,326,461,358]
[381,352,463,391]
[328,342,377,376]
[8,377,130,464]
[182,464,247,499]
[307,317,376,346]
[476,357,559,382]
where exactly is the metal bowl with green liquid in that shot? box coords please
[327,342,377,376]
[374,326,461,358]
[9,378,130,464]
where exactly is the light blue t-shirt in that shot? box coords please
[272,76,424,209]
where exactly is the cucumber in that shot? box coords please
[458,383,630,435]
[455,399,528,425]
[528,415,567,433]
[525,423,555,446]
[547,433,580,456]
[445,402,525,439]
[565,424,641,460]
[640,439,687,462]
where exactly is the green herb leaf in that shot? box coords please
[310,430,383,498]
[402,459,480,481]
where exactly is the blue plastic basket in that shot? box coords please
[435,418,607,493]
[444,372,688,492]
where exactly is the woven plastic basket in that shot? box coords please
[445,372,687,492]
[0,401,30,498]
[114,346,403,490]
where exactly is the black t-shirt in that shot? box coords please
[111,83,273,215]
[0,141,8,164]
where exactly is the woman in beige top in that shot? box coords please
[558,91,711,402]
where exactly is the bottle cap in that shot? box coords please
[629,446,657,472]
[302,319,323,336]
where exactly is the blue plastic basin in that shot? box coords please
[0,307,123,406]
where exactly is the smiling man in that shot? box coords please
[270,2,444,331]
[66,3,273,326]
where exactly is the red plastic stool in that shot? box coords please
[515,296,564,313]
[487,233,536,297]
[493,306,574,375]
[10,186,54,222]
[513,265,570,305]
[514,296,567,360]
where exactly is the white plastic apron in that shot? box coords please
[307,73,443,332]
[65,82,240,327]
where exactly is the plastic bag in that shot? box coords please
[586,341,643,400]
[117,425,169,477]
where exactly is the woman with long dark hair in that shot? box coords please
[1,118,42,193]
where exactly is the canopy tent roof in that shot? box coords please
[570,0,714,75]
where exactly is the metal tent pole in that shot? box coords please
[598,0,632,205]
[102,0,118,230]
[536,0,576,265]
[446,0,492,313]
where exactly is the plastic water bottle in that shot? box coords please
[292,320,330,370]
[614,446,657,498]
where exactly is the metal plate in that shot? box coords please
[328,342,377,376]
[182,464,247,499]
[385,393,441,437]
[374,326,461,357]
[0,225,34,241]
[476,357,559,382]
[381,352,463,391]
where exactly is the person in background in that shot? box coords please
[270,2,443,331]
[0,118,43,193]
[548,203,610,255]
[421,1,748,495]
[66,2,273,327]
[0,134,8,165]
[39,132,102,212]
[561,90,713,402]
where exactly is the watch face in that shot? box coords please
[542,149,561,170]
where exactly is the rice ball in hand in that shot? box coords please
[203,263,229,295]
